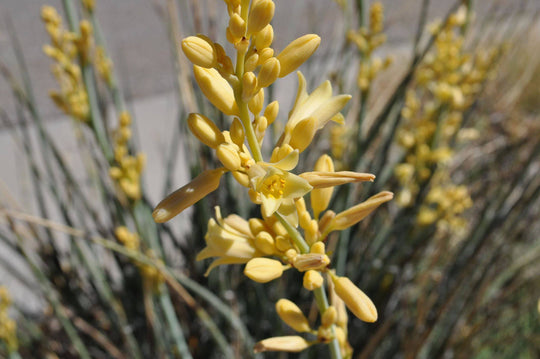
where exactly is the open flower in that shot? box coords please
[196,207,262,275]
[277,72,351,149]
[247,150,312,222]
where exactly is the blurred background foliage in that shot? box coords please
[0,0,539,358]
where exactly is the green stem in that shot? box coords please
[234,0,263,163]
[274,212,309,254]
[8,351,23,359]
[158,290,193,359]
[313,286,342,359]
[274,213,341,359]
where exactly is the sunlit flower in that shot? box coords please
[196,207,261,275]
[248,150,312,221]
[277,72,351,148]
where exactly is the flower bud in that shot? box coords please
[228,13,246,39]
[230,118,245,147]
[255,231,275,255]
[216,143,242,171]
[249,218,267,236]
[193,66,239,116]
[258,57,281,88]
[187,113,225,149]
[254,336,310,353]
[181,35,217,68]
[254,24,274,49]
[310,241,325,254]
[242,71,258,101]
[300,171,375,188]
[258,47,274,64]
[332,276,377,322]
[248,88,265,115]
[329,191,393,231]
[244,257,284,283]
[311,155,334,218]
[321,306,337,328]
[264,100,279,124]
[244,52,259,72]
[247,0,275,36]
[293,253,330,272]
[303,270,323,290]
[276,34,321,77]
[232,170,250,187]
[153,168,226,223]
[276,299,311,332]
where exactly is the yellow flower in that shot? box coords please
[197,207,261,275]
[278,72,351,148]
[248,150,312,220]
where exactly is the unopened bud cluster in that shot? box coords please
[395,6,497,230]
[347,2,393,91]
[0,287,18,353]
[41,5,114,120]
[109,111,146,201]
[115,227,165,290]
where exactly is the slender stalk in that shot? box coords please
[158,291,193,359]
[313,286,342,359]
[274,212,309,254]
[235,0,263,163]
[61,0,114,162]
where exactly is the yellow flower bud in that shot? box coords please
[187,113,225,149]
[303,270,323,290]
[293,253,330,272]
[244,257,284,283]
[248,88,265,115]
[216,143,242,171]
[230,118,245,147]
[249,218,267,236]
[247,0,275,36]
[244,52,259,72]
[275,299,311,332]
[255,231,275,255]
[254,336,310,353]
[321,306,337,328]
[153,168,226,223]
[311,154,334,218]
[181,35,218,68]
[288,117,316,153]
[264,100,279,124]
[232,170,250,187]
[300,171,375,188]
[228,13,246,39]
[242,71,258,101]
[193,66,239,116]
[329,191,393,232]
[258,47,274,64]
[276,34,321,77]
[275,235,292,252]
[258,57,281,88]
[254,24,274,49]
[310,241,325,254]
[332,276,377,322]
